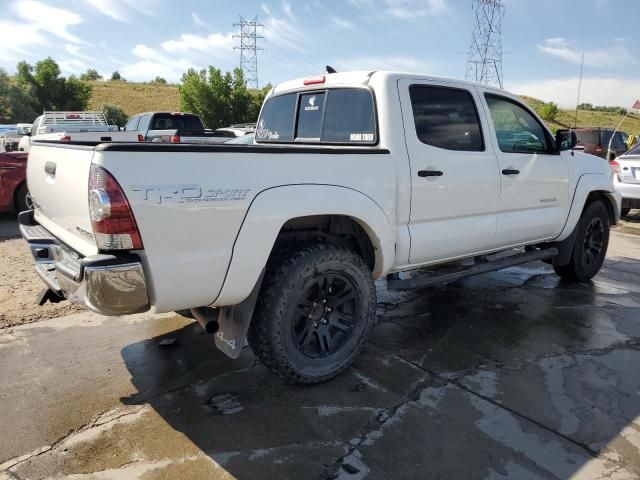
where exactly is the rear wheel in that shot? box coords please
[14,183,32,213]
[553,201,610,282]
[248,244,376,384]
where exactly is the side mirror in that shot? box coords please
[556,129,577,151]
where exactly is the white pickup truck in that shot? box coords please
[18,111,119,152]
[21,71,621,384]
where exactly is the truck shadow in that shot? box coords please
[120,258,640,478]
[0,213,20,240]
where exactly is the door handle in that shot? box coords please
[418,170,443,177]
[501,169,520,175]
[44,161,56,176]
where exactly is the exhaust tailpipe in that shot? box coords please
[190,307,220,334]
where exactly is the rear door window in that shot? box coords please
[138,115,151,133]
[409,85,484,151]
[256,88,376,144]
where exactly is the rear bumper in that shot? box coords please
[614,181,640,209]
[19,210,150,316]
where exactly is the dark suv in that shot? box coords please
[574,128,628,159]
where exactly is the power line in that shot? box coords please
[465,0,505,89]
[233,16,264,89]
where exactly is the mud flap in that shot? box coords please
[550,225,578,266]
[214,269,265,359]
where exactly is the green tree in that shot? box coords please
[178,67,252,128]
[152,76,167,85]
[247,84,271,123]
[80,69,102,81]
[99,102,128,127]
[111,71,126,82]
[538,102,559,121]
[0,69,10,122]
[15,58,92,112]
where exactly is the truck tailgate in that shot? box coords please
[27,143,98,256]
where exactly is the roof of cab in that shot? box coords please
[271,70,508,95]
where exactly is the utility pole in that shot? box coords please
[233,16,264,89]
[465,0,505,88]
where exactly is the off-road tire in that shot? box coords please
[15,183,31,213]
[553,201,610,282]
[248,244,376,384]
[621,208,631,217]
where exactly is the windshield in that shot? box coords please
[150,114,203,130]
[626,143,640,156]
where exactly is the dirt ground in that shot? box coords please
[0,215,81,328]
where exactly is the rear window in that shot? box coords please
[575,130,598,145]
[150,114,203,130]
[256,88,376,144]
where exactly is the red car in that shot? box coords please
[0,151,30,213]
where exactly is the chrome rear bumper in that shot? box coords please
[19,211,150,316]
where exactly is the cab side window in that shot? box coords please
[485,95,549,153]
[124,115,140,131]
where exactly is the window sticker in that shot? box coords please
[304,95,320,112]
[256,118,280,141]
[349,133,374,141]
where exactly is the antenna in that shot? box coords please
[574,52,584,128]
[465,0,505,88]
[233,16,264,89]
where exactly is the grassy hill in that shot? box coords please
[88,81,179,116]
[86,82,640,136]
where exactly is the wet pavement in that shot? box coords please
[1,230,640,479]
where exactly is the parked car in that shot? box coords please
[21,70,620,384]
[224,133,255,144]
[0,151,29,212]
[217,123,256,138]
[0,129,21,152]
[124,112,234,144]
[611,142,640,216]
[574,127,628,159]
[19,111,118,153]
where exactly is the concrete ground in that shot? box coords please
[1,216,640,479]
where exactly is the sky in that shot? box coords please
[0,0,638,107]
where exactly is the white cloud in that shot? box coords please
[121,43,195,81]
[509,77,640,108]
[161,32,234,58]
[538,38,635,68]
[349,0,448,18]
[261,2,305,53]
[82,0,158,22]
[192,12,210,29]
[0,20,46,60]
[13,0,83,44]
[330,16,357,31]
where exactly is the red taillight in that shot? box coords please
[137,134,144,142]
[170,135,180,143]
[303,76,325,85]
[89,164,142,250]
[60,135,71,142]
[595,144,603,155]
[609,159,621,176]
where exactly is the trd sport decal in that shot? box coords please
[128,185,251,205]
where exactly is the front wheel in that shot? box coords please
[248,244,376,384]
[15,183,32,213]
[553,201,610,282]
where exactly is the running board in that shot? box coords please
[387,248,559,291]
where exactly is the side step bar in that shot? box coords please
[387,248,559,291]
